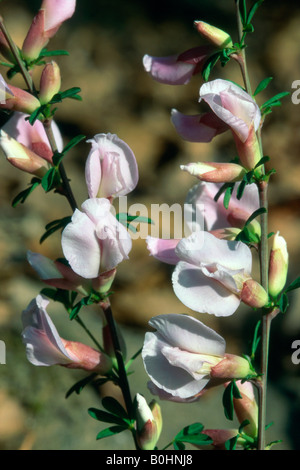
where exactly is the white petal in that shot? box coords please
[172,261,241,316]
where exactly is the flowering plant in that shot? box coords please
[0,0,299,452]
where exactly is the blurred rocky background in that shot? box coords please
[0,0,299,450]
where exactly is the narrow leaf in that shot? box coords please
[65,373,97,398]
[102,397,129,421]
[12,178,41,207]
[244,207,267,227]
[96,426,126,440]
[247,0,265,25]
[285,277,300,293]
[88,408,128,426]
[202,52,221,81]
[261,92,290,110]
[62,134,86,155]
[253,77,273,96]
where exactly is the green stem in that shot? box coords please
[0,16,34,93]
[235,0,272,451]
[43,118,78,212]
[75,315,104,352]
[235,0,252,95]
[101,300,140,450]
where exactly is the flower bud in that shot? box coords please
[194,21,233,48]
[0,75,40,114]
[200,429,238,449]
[180,161,246,183]
[39,61,61,104]
[135,394,162,450]
[240,279,268,308]
[232,124,262,171]
[22,0,76,62]
[0,129,49,176]
[233,381,258,438]
[268,232,288,298]
[210,353,252,380]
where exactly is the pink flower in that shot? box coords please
[199,79,262,169]
[199,79,261,143]
[185,181,260,234]
[0,75,40,114]
[61,198,132,279]
[27,250,117,295]
[21,295,113,373]
[146,181,260,266]
[172,231,267,316]
[171,109,229,142]
[85,133,138,200]
[22,0,76,61]
[143,46,213,85]
[0,129,50,176]
[2,111,63,162]
[142,314,252,399]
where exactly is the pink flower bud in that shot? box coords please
[268,232,288,298]
[2,111,63,163]
[200,429,238,449]
[22,295,113,374]
[135,394,162,450]
[194,21,233,48]
[0,75,40,114]
[240,279,268,308]
[232,381,258,438]
[22,0,76,61]
[39,61,61,104]
[210,353,252,380]
[0,129,49,176]
[180,161,246,183]
[85,133,139,200]
[232,123,262,170]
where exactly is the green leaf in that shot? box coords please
[41,167,61,192]
[251,320,261,359]
[253,77,273,96]
[279,292,289,314]
[261,92,290,110]
[225,434,239,450]
[88,408,129,426]
[202,52,221,81]
[49,87,82,104]
[40,216,71,243]
[223,380,242,421]
[285,277,300,293]
[69,295,95,320]
[12,178,41,207]
[102,397,129,421]
[62,134,86,155]
[247,0,265,25]
[254,155,270,169]
[244,207,267,227]
[174,423,213,446]
[224,184,235,209]
[173,441,186,450]
[96,426,126,440]
[65,373,97,398]
[39,49,70,57]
